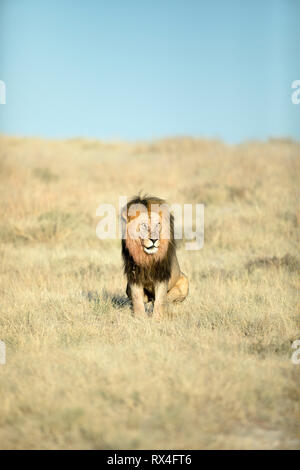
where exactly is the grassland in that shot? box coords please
[0,135,299,449]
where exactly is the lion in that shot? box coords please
[121,195,189,318]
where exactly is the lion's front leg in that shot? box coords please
[128,283,146,317]
[153,281,168,319]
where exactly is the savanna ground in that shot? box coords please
[0,135,299,450]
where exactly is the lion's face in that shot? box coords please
[136,210,161,255]
[122,199,171,266]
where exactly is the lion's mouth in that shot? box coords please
[143,246,158,255]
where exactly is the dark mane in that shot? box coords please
[125,194,166,208]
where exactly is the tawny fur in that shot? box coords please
[124,236,169,266]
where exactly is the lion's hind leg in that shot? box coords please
[167,274,189,303]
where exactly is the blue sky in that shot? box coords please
[0,0,299,142]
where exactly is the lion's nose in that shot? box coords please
[150,238,158,244]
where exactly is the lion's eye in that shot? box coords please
[140,223,148,231]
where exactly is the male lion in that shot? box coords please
[121,195,189,318]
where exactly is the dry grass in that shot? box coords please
[0,134,299,449]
